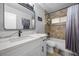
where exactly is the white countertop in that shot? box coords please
[0,34,47,51]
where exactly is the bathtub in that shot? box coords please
[46,38,73,56]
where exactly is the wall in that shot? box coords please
[45,13,51,34]
[50,23,66,39]
[45,9,67,39]
[34,4,45,33]
[49,9,67,19]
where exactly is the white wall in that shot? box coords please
[34,4,45,33]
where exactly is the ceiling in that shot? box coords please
[39,3,75,13]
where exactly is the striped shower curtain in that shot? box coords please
[65,4,79,55]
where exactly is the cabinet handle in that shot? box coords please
[42,46,44,52]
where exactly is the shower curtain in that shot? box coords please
[65,4,79,54]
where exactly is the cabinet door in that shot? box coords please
[26,44,42,56]
[25,37,47,56]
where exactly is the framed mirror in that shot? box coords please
[4,3,35,30]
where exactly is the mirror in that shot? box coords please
[4,3,35,30]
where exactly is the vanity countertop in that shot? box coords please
[0,34,47,51]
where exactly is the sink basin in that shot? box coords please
[9,36,34,42]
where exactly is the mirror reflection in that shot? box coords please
[4,3,35,29]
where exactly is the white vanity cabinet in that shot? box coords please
[0,36,47,56]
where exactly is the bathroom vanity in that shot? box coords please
[0,34,47,56]
[0,3,47,56]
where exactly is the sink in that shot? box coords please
[9,36,34,42]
